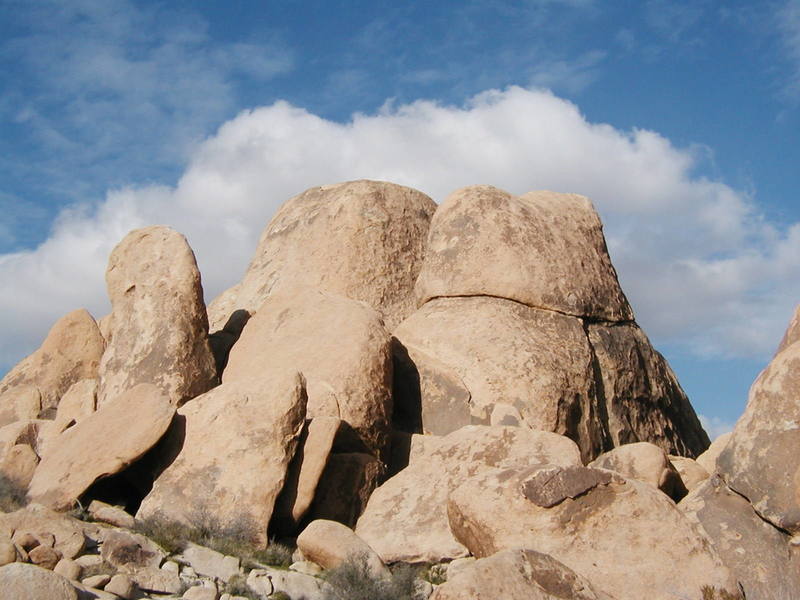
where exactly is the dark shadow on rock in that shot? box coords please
[391,337,422,434]
[208,309,251,378]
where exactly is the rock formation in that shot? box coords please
[1,178,795,599]
[207,179,437,331]
[97,226,217,407]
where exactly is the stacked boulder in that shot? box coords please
[0,177,794,599]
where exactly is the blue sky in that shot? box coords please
[2,0,799,437]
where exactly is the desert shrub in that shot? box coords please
[80,559,117,579]
[0,473,27,513]
[222,573,259,600]
[421,562,447,585]
[322,553,417,600]
[701,585,743,600]
[249,539,294,569]
[135,510,295,568]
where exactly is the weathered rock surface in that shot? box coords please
[248,565,331,600]
[207,180,436,331]
[101,529,166,573]
[137,373,307,547]
[429,548,605,600]
[697,432,732,474]
[175,542,240,582]
[275,417,341,529]
[0,443,38,489]
[587,323,709,457]
[589,441,687,501]
[355,425,582,563]
[28,384,174,510]
[717,310,800,533]
[52,378,97,433]
[0,309,104,424]
[448,464,742,600]
[297,519,389,579]
[309,452,383,527]
[415,185,633,321]
[0,562,78,600]
[680,475,800,600]
[394,296,607,461]
[224,287,392,457]
[0,505,85,559]
[669,455,709,492]
[97,226,217,407]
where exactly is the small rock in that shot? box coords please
[175,542,240,583]
[445,557,475,581]
[183,584,219,600]
[297,519,389,579]
[105,573,135,599]
[82,573,112,588]
[12,531,39,551]
[289,560,323,576]
[162,559,180,573]
[74,554,104,568]
[88,500,135,529]
[130,566,182,594]
[100,529,165,572]
[54,557,81,580]
[28,544,62,570]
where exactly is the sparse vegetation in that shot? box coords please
[134,509,295,568]
[80,559,117,579]
[222,573,259,600]
[322,553,418,600]
[701,585,743,600]
[0,473,27,512]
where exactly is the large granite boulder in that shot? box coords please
[223,287,392,458]
[393,296,607,462]
[137,372,307,548]
[448,464,742,600]
[429,549,606,600]
[97,226,217,407]
[586,322,709,457]
[207,180,436,331]
[27,383,174,510]
[355,425,582,563]
[0,309,104,425]
[718,305,800,533]
[680,475,800,599]
[415,185,633,321]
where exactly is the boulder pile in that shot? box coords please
[0,179,796,599]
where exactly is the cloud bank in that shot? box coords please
[1,86,798,371]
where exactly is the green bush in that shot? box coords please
[322,553,418,600]
[0,473,27,513]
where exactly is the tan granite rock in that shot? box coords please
[447,464,742,600]
[717,309,800,534]
[586,322,709,458]
[415,185,633,321]
[430,548,605,600]
[0,505,85,559]
[680,475,800,599]
[0,309,104,424]
[207,180,436,331]
[0,443,39,489]
[28,383,174,510]
[53,378,97,433]
[97,226,217,407]
[274,417,341,529]
[669,455,710,492]
[697,432,732,474]
[0,562,78,600]
[137,373,307,548]
[101,528,166,572]
[224,287,392,458]
[355,425,582,563]
[393,296,606,462]
[589,441,687,501]
[297,519,389,579]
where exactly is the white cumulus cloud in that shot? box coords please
[1,86,798,372]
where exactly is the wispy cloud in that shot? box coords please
[1,86,798,372]
[778,0,800,99]
[0,0,293,218]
